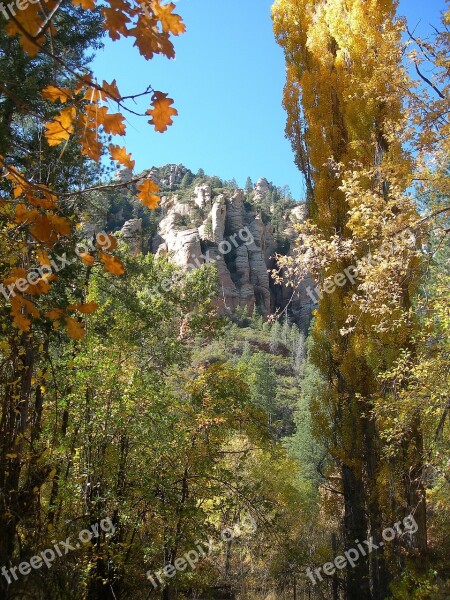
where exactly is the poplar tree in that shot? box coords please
[272,1,427,597]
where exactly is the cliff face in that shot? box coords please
[108,165,314,328]
[151,185,275,315]
[127,169,316,329]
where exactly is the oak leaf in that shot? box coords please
[96,233,118,250]
[68,302,99,314]
[15,204,39,225]
[79,252,95,266]
[5,6,44,56]
[45,107,76,146]
[146,92,177,133]
[81,127,103,162]
[152,1,186,35]
[136,179,160,208]
[129,17,175,60]
[37,249,52,266]
[99,252,125,275]
[48,214,72,236]
[102,7,130,40]
[109,144,135,169]
[102,79,121,101]
[72,0,95,9]
[65,317,86,340]
[45,309,64,319]
[42,86,73,103]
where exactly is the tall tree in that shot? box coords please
[273,1,427,597]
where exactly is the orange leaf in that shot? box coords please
[72,0,95,9]
[45,107,76,146]
[152,0,186,35]
[136,179,160,209]
[86,105,125,135]
[36,249,51,266]
[68,302,99,314]
[4,268,27,286]
[48,214,72,236]
[99,252,125,275]
[65,317,86,340]
[100,110,126,135]
[42,86,73,103]
[102,6,130,40]
[10,295,40,331]
[80,252,95,266]
[109,144,135,170]
[45,309,64,319]
[102,79,121,101]
[146,92,178,133]
[15,204,39,225]
[96,233,118,251]
[30,215,53,244]
[129,17,175,60]
[81,127,103,162]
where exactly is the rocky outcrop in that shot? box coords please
[111,166,315,330]
[120,219,142,255]
[149,186,313,327]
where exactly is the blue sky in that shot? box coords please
[92,0,447,199]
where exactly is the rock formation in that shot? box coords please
[108,165,315,329]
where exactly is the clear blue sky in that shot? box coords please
[92,0,447,200]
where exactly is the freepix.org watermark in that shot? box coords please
[1,517,115,585]
[306,513,418,586]
[0,231,114,302]
[305,228,416,304]
[0,0,48,22]
[146,512,257,590]
[146,226,255,301]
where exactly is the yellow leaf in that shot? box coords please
[146,92,178,133]
[136,179,160,209]
[42,86,73,103]
[37,249,51,266]
[45,107,76,146]
[5,5,44,56]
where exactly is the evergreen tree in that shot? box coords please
[269,321,282,353]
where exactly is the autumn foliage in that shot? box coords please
[0,0,185,339]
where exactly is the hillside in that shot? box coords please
[91,164,315,330]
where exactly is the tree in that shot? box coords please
[269,320,281,353]
[180,171,193,188]
[245,176,253,192]
[0,0,186,590]
[273,0,428,597]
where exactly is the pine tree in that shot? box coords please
[269,321,282,353]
